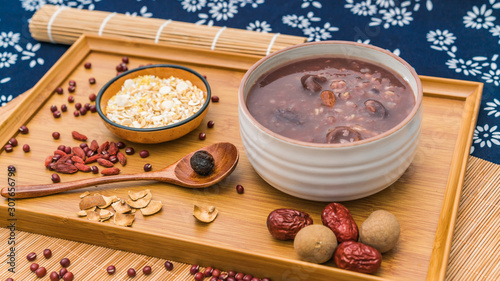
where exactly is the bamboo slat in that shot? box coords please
[29,5,306,56]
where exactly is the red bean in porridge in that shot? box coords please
[246,57,415,143]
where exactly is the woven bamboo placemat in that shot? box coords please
[0,156,498,280]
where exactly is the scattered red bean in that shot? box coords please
[109,155,118,163]
[125,147,135,155]
[84,103,91,110]
[89,93,96,101]
[116,65,123,72]
[19,125,29,134]
[199,132,206,140]
[204,266,213,277]
[207,120,215,128]
[35,267,47,278]
[49,271,61,281]
[59,268,68,278]
[56,87,63,95]
[211,96,219,102]
[62,272,74,281]
[235,273,245,280]
[120,63,128,71]
[90,105,97,113]
[64,146,71,154]
[53,111,61,118]
[80,107,88,115]
[86,150,94,157]
[60,257,70,267]
[49,271,60,281]
[91,166,99,174]
[51,174,60,183]
[50,105,58,112]
[75,103,82,110]
[139,150,149,158]
[89,77,96,84]
[69,80,76,87]
[30,263,39,272]
[236,184,244,194]
[122,56,129,64]
[80,143,88,149]
[210,277,218,281]
[127,268,136,277]
[115,141,124,149]
[4,144,13,152]
[144,163,152,172]
[68,96,75,103]
[250,278,261,281]
[212,268,221,277]
[68,86,75,93]
[143,266,152,275]
[43,249,52,259]
[27,252,37,261]
[84,62,91,69]
[227,277,236,281]
[164,261,173,271]
[73,111,80,117]
[106,265,116,275]
[194,272,204,281]
[57,145,65,151]
[61,104,67,112]
[8,138,17,146]
[228,271,236,277]
[190,264,200,275]
[243,274,253,281]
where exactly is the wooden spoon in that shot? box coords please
[1,142,239,199]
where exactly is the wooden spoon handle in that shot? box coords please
[1,170,174,199]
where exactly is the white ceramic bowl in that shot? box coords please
[238,41,423,202]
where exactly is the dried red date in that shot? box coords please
[321,202,358,243]
[334,241,382,274]
[267,208,313,240]
[320,90,336,107]
[301,74,326,93]
[325,126,361,144]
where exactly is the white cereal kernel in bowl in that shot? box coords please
[105,75,206,128]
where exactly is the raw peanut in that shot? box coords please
[84,154,102,164]
[334,241,382,274]
[53,163,78,174]
[98,141,109,155]
[322,202,359,243]
[72,147,86,159]
[72,131,88,141]
[117,152,127,166]
[97,158,114,168]
[267,208,313,240]
[108,142,118,155]
[53,150,67,157]
[90,140,99,152]
[45,155,54,168]
[101,167,120,176]
[320,90,336,107]
[74,163,91,173]
[71,156,85,164]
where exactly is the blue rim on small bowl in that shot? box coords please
[96,64,211,143]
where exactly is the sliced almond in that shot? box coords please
[140,200,163,216]
[98,195,118,209]
[99,209,114,221]
[114,212,135,227]
[79,194,107,210]
[87,210,101,222]
[126,191,152,209]
[80,191,90,198]
[112,200,132,214]
[193,205,218,223]
[128,189,150,201]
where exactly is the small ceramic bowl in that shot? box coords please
[239,41,423,202]
[96,64,211,144]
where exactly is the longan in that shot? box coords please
[293,224,337,263]
[359,210,400,253]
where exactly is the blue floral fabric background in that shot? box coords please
[0,0,499,163]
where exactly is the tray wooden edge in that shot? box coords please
[420,76,484,280]
[0,37,486,280]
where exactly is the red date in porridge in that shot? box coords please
[246,57,415,143]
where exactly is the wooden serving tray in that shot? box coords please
[0,35,482,281]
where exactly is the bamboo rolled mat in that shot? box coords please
[0,156,498,280]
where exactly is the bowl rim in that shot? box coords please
[239,40,423,148]
[96,64,211,132]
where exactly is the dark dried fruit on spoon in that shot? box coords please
[190,150,215,176]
